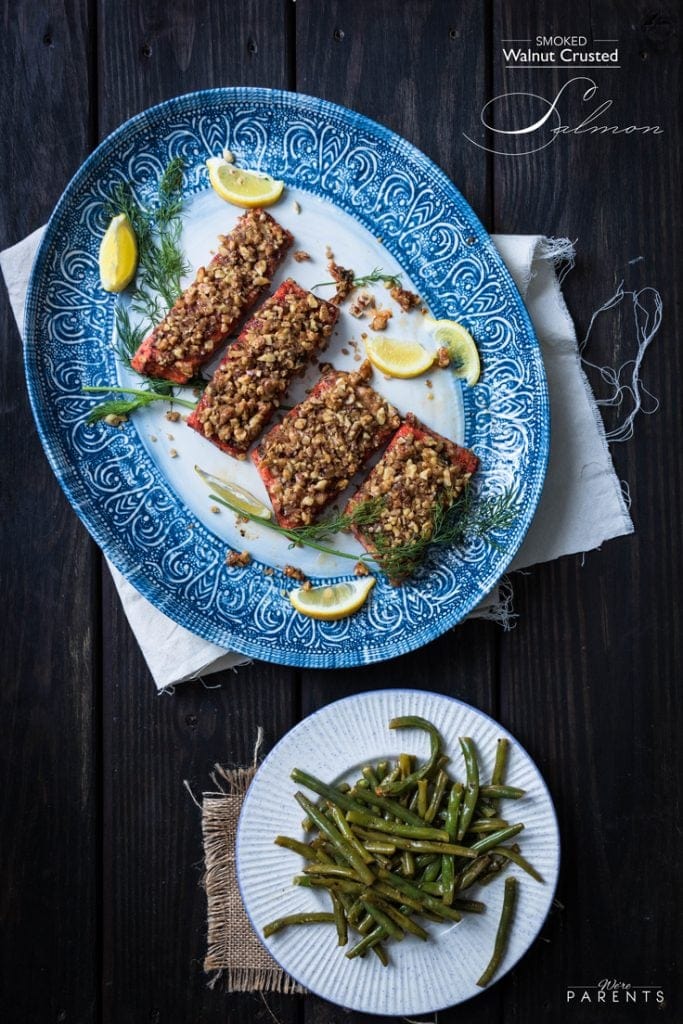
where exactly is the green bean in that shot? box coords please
[414,853,439,869]
[300,781,351,830]
[274,835,320,861]
[457,737,480,840]
[350,784,426,826]
[454,898,486,914]
[424,769,448,824]
[293,875,364,898]
[361,899,405,940]
[417,779,429,819]
[331,891,347,946]
[480,784,525,800]
[294,792,376,885]
[364,841,396,855]
[362,765,380,789]
[364,894,429,940]
[303,864,363,881]
[350,825,476,857]
[441,782,464,904]
[491,738,509,787]
[345,809,450,841]
[373,881,425,912]
[476,797,498,818]
[376,760,389,782]
[377,717,443,795]
[493,845,544,883]
[476,876,517,986]
[346,925,386,960]
[377,869,462,923]
[419,881,442,896]
[400,850,415,876]
[263,912,335,937]
[457,855,492,892]
[470,823,524,855]
[292,769,373,820]
[328,803,374,864]
[420,857,443,884]
[467,818,509,833]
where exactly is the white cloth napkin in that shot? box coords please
[1,229,632,689]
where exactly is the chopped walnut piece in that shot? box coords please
[325,245,334,259]
[226,550,251,568]
[209,505,220,514]
[284,564,308,582]
[169,448,178,458]
[390,285,421,311]
[293,250,311,263]
[349,289,376,318]
[436,346,451,368]
[103,413,127,427]
[370,308,393,331]
[165,410,181,422]
[354,561,370,576]
[327,259,355,304]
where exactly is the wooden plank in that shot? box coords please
[0,1,98,1021]
[96,2,300,1022]
[296,2,501,1021]
[492,3,682,1020]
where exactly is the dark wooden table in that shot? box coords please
[1,2,681,1022]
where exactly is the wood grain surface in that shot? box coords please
[0,1,680,1022]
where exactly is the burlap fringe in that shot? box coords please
[198,729,306,995]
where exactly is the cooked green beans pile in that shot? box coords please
[262,717,543,983]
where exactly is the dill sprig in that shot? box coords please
[89,159,194,419]
[209,484,519,581]
[312,267,403,291]
[209,493,377,564]
[83,385,196,424]
[372,486,519,581]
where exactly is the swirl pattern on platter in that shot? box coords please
[23,88,549,668]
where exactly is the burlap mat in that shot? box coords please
[199,746,305,994]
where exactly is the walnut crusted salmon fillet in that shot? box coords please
[187,280,339,458]
[252,360,401,529]
[130,209,292,384]
[346,413,479,584]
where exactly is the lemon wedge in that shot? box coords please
[365,336,435,379]
[194,465,272,519]
[432,320,481,386]
[98,213,138,292]
[289,577,376,621]
[206,157,284,208]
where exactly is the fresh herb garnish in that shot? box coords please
[83,385,196,424]
[209,485,519,580]
[312,267,403,291]
[87,159,194,420]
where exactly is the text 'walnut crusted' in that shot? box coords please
[347,413,479,584]
[252,361,401,529]
[130,209,292,383]
[187,280,339,457]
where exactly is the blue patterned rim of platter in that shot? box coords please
[23,87,549,668]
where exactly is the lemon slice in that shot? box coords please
[206,157,284,208]
[432,320,481,386]
[98,213,138,292]
[194,465,272,519]
[365,336,435,379]
[289,577,376,621]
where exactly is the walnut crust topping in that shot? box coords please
[253,360,401,529]
[226,550,251,568]
[349,290,375,318]
[347,414,479,583]
[370,308,393,331]
[328,259,355,304]
[131,209,293,383]
[390,284,421,312]
[188,280,339,455]
[283,564,308,582]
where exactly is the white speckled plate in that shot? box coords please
[236,689,560,1015]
